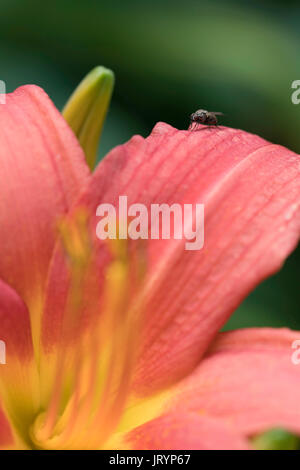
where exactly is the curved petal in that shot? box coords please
[0,85,90,346]
[0,279,33,360]
[124,412,251,450]
[0,279,39,445]
[166,328,300,438]
[42,123,300,394]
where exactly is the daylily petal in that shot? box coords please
[165,328,300,438]
[132,126,300,392]
[0,279,39,446]
[0,85,90,349]
[124,412,251,450]
[42,122,300,395]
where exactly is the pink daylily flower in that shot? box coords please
[0,85,299,450]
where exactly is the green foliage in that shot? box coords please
[252,428,300,450]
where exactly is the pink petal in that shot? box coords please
[168,328,300,437]
[0,279,34,360]
[42,123,300,393]
[0,279,39,441]
[0,85,89,324]
[126,412,251,450]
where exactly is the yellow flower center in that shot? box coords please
[29,210,143,449]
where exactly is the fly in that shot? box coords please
[189,109,223,131]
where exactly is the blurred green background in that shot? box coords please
[0,0,299,330]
